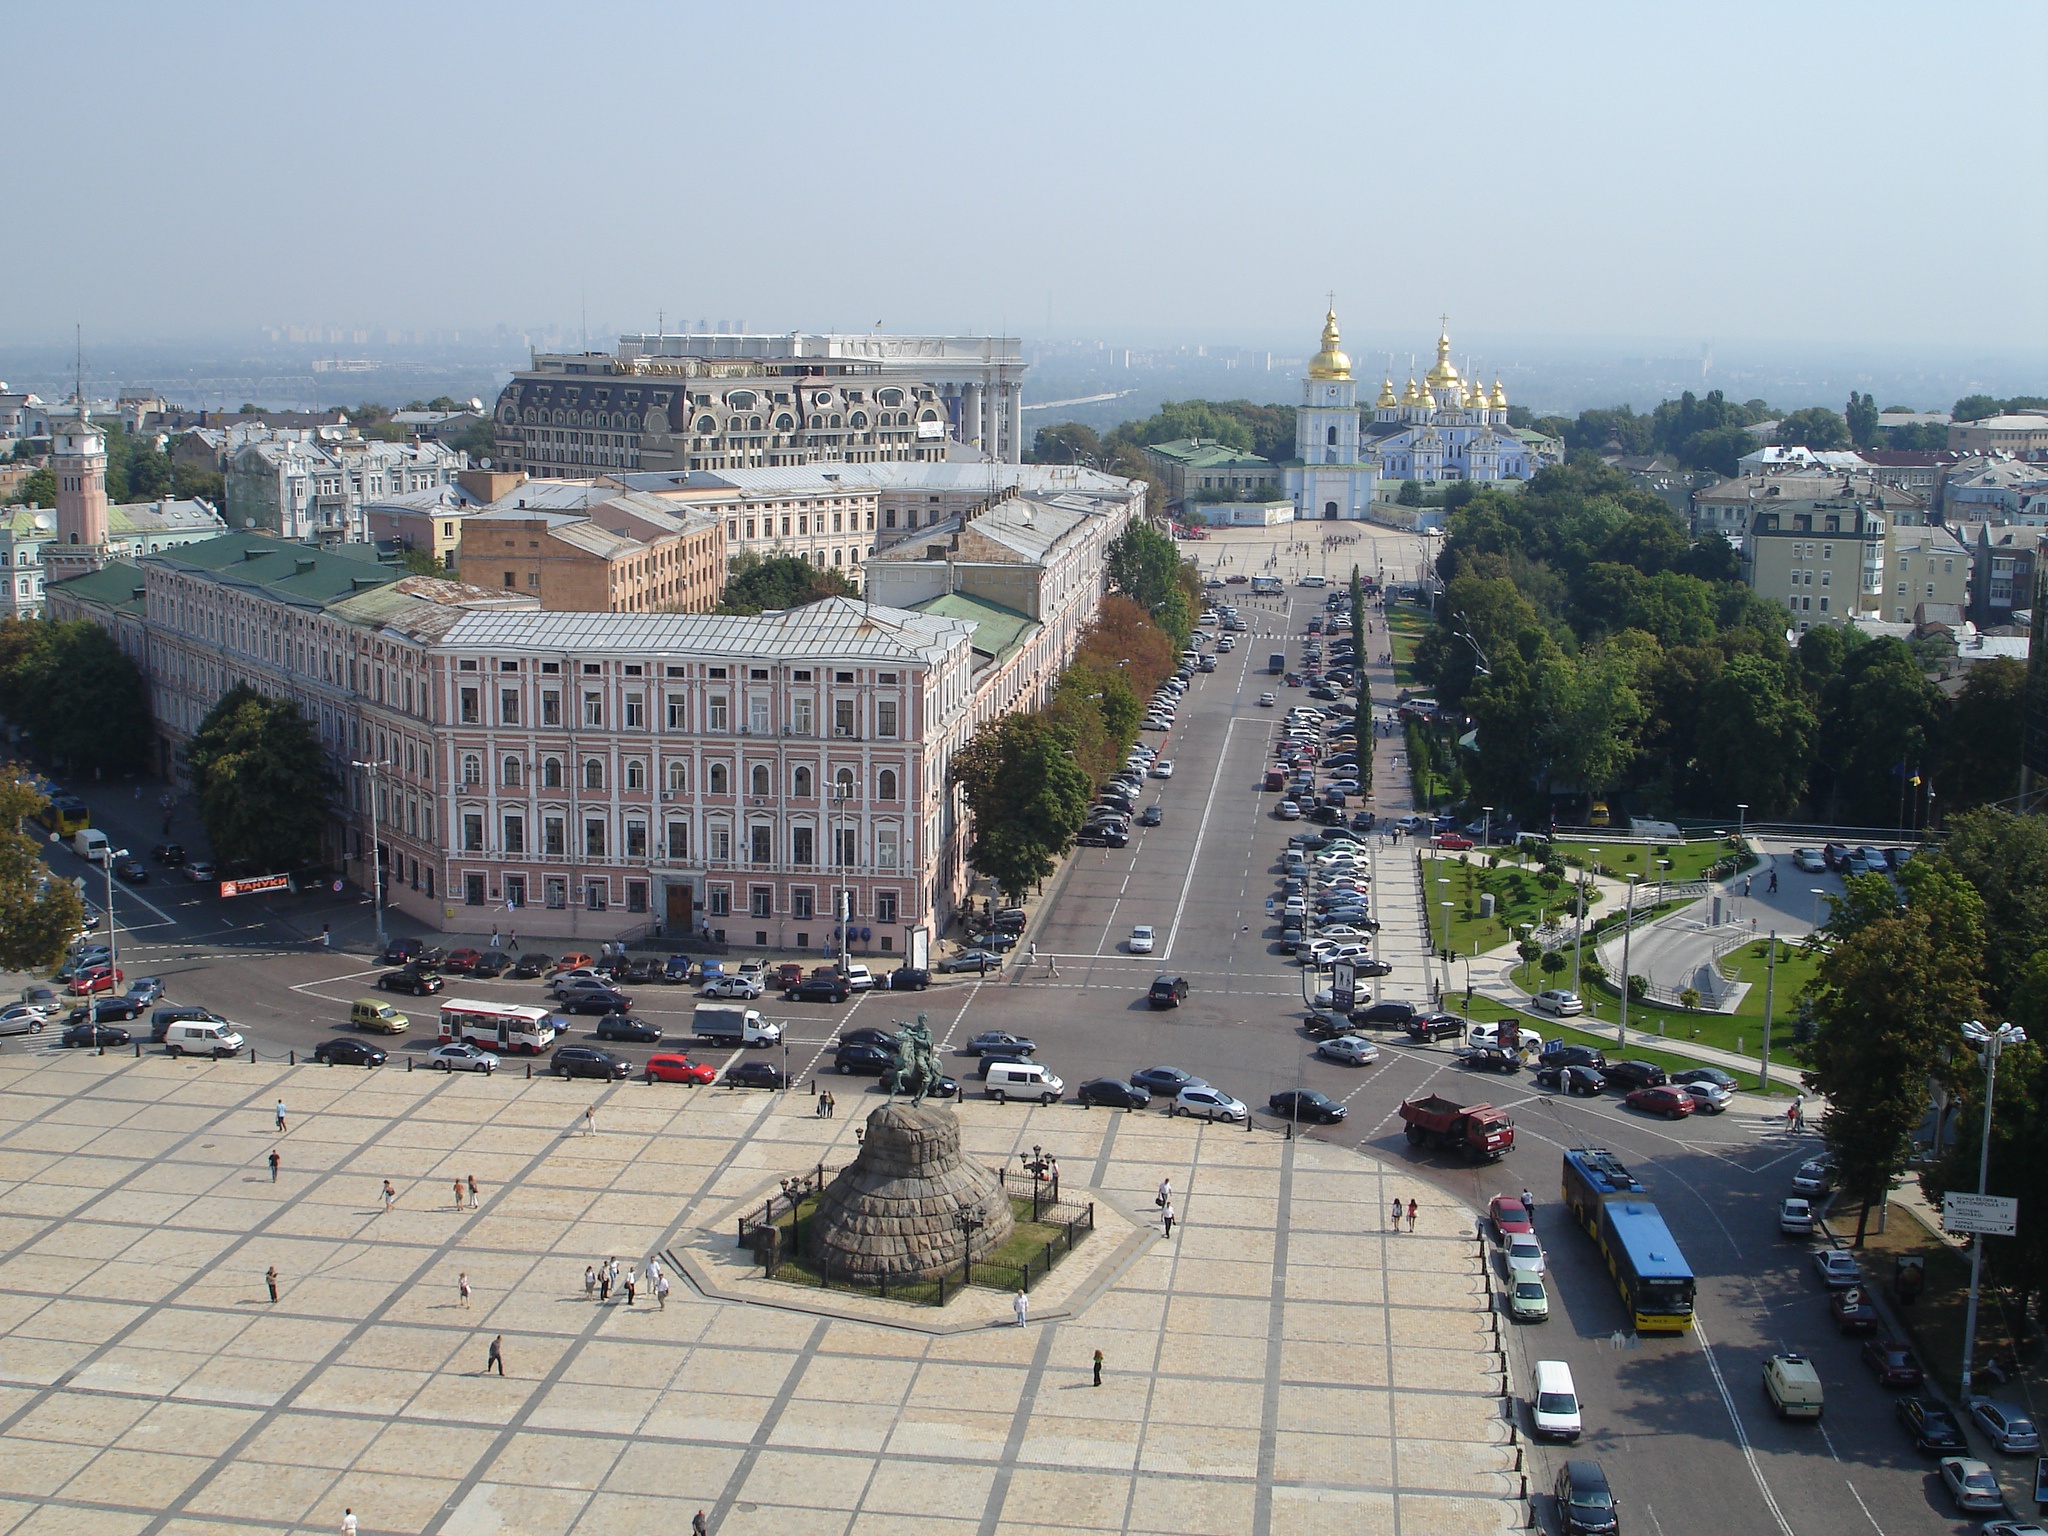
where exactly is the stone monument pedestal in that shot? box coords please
[805,1102,1014,1282]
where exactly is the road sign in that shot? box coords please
[219,873,291,899]
[1942,1191,2018,1237]
[1332,961,1356,1011]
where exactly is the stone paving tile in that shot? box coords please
[0,1053,1517,1534]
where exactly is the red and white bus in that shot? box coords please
[438,998,557,1055]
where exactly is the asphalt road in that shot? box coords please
[27,536,2007,1535]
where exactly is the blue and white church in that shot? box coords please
[1366,321,1535,483]
[1281,308,1380,521]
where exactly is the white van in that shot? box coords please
[164,1020,245,1058]
[984,1061,1064,1104]
[1531,1359,1582,1441]
[71,828,110,862]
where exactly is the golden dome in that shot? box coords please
[1376,376,1397,409]
[1490,378,1508,411]
[1401,377,1421,406]
[1465,379,1485,409]
[1425,325,1461,388]
[1306,307,1352,381]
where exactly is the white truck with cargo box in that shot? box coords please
[693,1003,781,1047]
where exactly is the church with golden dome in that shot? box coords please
[1364,320,1540,484]
[1280,307,1379,521]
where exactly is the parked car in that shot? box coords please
[785,975,852,1004]
[1131,1065,1207,1095]
[69,967,124,996]
[509,954,551,979]
[644,1053,717,1085]
[593,1014,663,1044]
[442,948,484,974]
[381,937,437,966]
[1076,1077,1151,1110]
[701,974,765,999]
[60,1022,132,1049]
[1353,1000,1420,1029]
[312,1038,388,1067]
[1860,1337,1922,1387]
[833,1043,894,1076]
[471,953,511,979]
[1830,1288,1879,1334]
[1814,1249,1863,1288]
[1679,1080,1732,1113]
[1316,1035,1381,1066]
[69,995,144,1022]
[965,1031,1037,1058]
[1174,1086,1248,1122]
[1793,1157,1837,1194]
[889,968,932,991]
[1779,1198,1815,1236]
[1939,1457,2005,1513]
[1128,925,1155,954]
[1532,988,1586,1016]
[426,1043,497,1073]
[377,967,443,996]
[1793,847,1827,873]
[558,989,634,1016]
[1625,1086,1694,1119]
[724,1060,788,1090]
[1897,1395,1968,1453]
[124,977,165,1007]
[938,950,1005,973]
[1602,1060,1668,1091]
[1970,1399,2042,1454]
[552,1046,631,1081]
[1552,1460,1617,1534]
[1404,1013,1467,1044]
[1508,1267,1552,1326]
[150,842,186,865]
[1268,1089,1346,1124]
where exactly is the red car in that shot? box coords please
[69,966,125,996]
[1434,833,1475,850]
[1487,1194,1534,1241]
[1861,1336,1923,1387]
[551,952,595,975]
[643,1053,717,1085]
[773,962,806,988]
[443,948,484,974]
[1830,1287,1880,1335]
[1625,1086,1694,1118]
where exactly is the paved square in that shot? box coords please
[0,1054,1517,1534]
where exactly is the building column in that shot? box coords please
[1005,385,1023,464]
[960,383,983,453]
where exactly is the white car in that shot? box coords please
[1174,1086,1248,1123]
[1504,1233,1545,1273]
[1316,1035,1380,1066]
[1128,925,1155,955]
[1814,1248,1862,1288]
[426,1043,498,1073]
[0,1004,50,1037]
[701,974,765,999]
[1533,989,1585,1016]
[1151,760,1175,779]
[842,964,877,992]
[1277,801,1302,820]
[1258,692,1276,707]
[1468,1021,1544,1054]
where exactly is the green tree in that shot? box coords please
[1814,636,1940,824]
[185,685,336,872]
[1953,394,2002,423]
[715,552,856,615]
[1105,523,1195,646]
[1692,652,1816,815]
[1927,807,2048,1010]
[0,766,86,971]
[1677,423,1754,476]
[950,713,1091,901]
[0,620,151,773]
[1939,658,2025,813]
[398,548,446,578]
[1028,422,1104,465]
[1395,478,1424,506]
[1773,407,1852,450]
[14,468,55,508]
[1810,863,1985,1243]
[1845,392,1879,449]
[170,462,224,503]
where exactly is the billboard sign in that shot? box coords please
[1943,1191,2018,1237]
[219,873,291,898]
[1332,961,1356,1012]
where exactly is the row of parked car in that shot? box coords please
[1790,843,1913,878]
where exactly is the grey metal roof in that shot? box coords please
[435,595,975,665]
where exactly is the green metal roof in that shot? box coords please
[47,560,148,615]
[149,533,398,610]
[1142,438,1273,470]
[911,592,1037,665]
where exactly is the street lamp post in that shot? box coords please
[833,785,852,978]
[1571,848,1599,998]
[1616,874,1639,1046]
[351,758,394,951]
[1958,1020,2026,1396]
[1482,806,1493,850]
[97,846,126,1034]
[1736,803,1748,845]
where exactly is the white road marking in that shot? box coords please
[1162,715,1244,962]
[1843,1479,1886,1534]
[1693,1316,1797,1536]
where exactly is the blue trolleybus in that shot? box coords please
[1561,1147,1696,1332]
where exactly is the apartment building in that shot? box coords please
[1949,414,2048,455]
[1884,524,1969,625]
[457,488,723,613]
[1961,523,2046,628]
[226,430,468,543]
[1743,498,1885,630]
[611,467,882,582]
[1694,472,1927,541]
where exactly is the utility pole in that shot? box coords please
[1615,875,1639,1046]
[1958,1021,2026,1396]
[351,757,393,951]
[1759,930,1777,1092]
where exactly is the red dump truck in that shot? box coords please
[1398,1094,1515,1160]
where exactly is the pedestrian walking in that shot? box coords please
[816,1091,828,1118]
[382,1179,396,1212]
[508,929,519,952]
[656,1272,669,1309]
[459,1272,471,1308]
[584,1264,597,1300]
[1406,1198,1418,1232]
[1013,1290,1028,1327]
[490,927,501,951]
[268,1149,281,1183]
[453,1179,465,1210]
[692,1511,708,1536]
[583,1104,596,1136]
[1520,1188,1535,1218]
[487,1334,504,1375]
[625,1266,637,1306]
[1157,1177,1171,1210]
[824,1091,835,1118]
[1391,1196,1403,1231]
[467,1175,479,1209]
[599,1265,612,1302]
[1743,875,1753,897]
[342,1510,357,1536]
[1768,869,1779,894]
[1092,1348,1103,1386]
[320,924,330,950]
[275,1100,287,1133]
[1793,1098,1807,1132]
[1161,1201,1175,1238]
[1786,1097,1800,1131]
[265,1265,278,1302]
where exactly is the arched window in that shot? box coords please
[583,758,604,790]
[750,764,770,797]
[708,763,729,795]
[835,767,856,797]
[877,769,898,800]
[461,754,481,786]
[502,756,522,787]
[696,415,716,434]
[625,759,645,790]
[793,766,813,798]
[1327,425,1337,445]
[667,759,688,793]
[541,756,563,787]
[750,415,762,430]
[776,414,794,431]
[850,412,868,430]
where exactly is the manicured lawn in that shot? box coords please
[1422,855,1568,957]
[1385,605,1429,689]
[1856,1200,2025,1401]
[1547,837,1741,884]
[1510,937,1816,1074]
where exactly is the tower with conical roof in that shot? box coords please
[1284,304,1378,522]
[49,389,110,581]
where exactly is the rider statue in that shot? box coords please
[885,1014,946,1105]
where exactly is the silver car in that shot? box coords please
[425,1043,497,1074]
[1173,1086,1248,1123]
[1970,1398,2041,1454]
[0,1004,49,1037]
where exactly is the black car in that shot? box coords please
[60,1022,132,1049]
[965,1031,1037,1057]
[1896,1395,1968,1454]
[1539,1043,1608,1072]
[593,1014,663,1043]
[1353,1000,1419,1029]
[1405,1014,1467,1043]
[1077,825,1129,848]
[553,1046,631,1080]
[150,842,186,866]
[833,1043,893,1076]
[312,1038,388,1067]
[1670,1066,1735,1089]
[509,954,551,979]
[1077,1077,1152,1109]
[378,967,444,996]
[1139,805,1163,827]
[1303,1009,1360,1040]
[69,996,145,1023]
[786,975,852,1004]
[1350,958,1395,978]
[724,1060,788,1090]
[1534,1063,1607,1095]
[1601,1059,1668,1091]
[613,957,658,984]
[380,938,440,966]
[839,1027,895,1050]
[560,991,633,1016]
[888,968,931,991]
[471,952,512,979]
[1131,1065,1207,1096]
[1269,1089,1347,1124]
[1554,1459,1619,1534]
[114,859,149,884]
[1148,975,1190,1008]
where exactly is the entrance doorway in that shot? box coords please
[665,882,694,934]
[1323,501,1339,520]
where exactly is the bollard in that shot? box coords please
[289,1051,295,1066]
[406,1056,412,1071]
[526,1062,532,1078]
[134,1042,140,1058]
[250,1046,257,1063]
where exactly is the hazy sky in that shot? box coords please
[12,1,2045,356]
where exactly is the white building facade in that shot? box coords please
[1281,309,1378,520]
